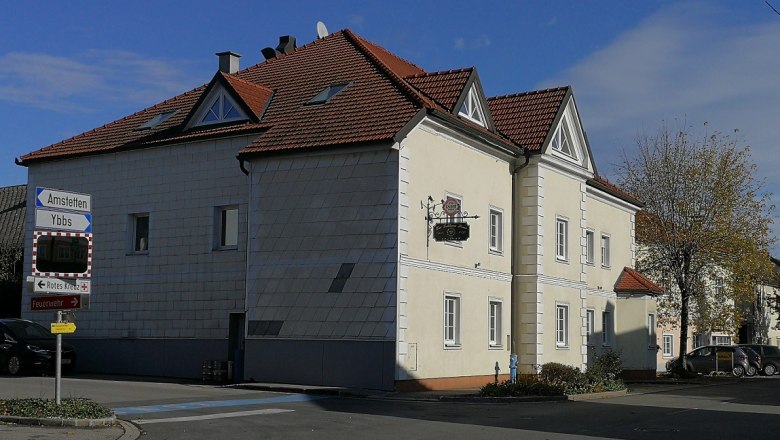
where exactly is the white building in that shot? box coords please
[18,29,661,390]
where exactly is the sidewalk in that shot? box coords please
[0,420,138,440]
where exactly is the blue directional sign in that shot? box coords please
[36,187,91,213]
[35,209,92,233]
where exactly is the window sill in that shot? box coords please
[214,246,238,252]
[556,258,569,264]
[488,344,503,350]
[127,251,149,256]
[601,265,611,269]
[488,249,503,256]
[556,344,569,350]
[444,344,462,350]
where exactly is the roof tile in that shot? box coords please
[614,267,665,295]
[487,87,569,151]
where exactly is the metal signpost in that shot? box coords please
[31,187,92,405]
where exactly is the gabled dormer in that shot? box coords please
[453,70,494,131]
[183,71,273,131]
[543,94,595,174]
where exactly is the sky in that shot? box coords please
[2,0,779,247]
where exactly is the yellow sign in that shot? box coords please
[50,323,76,334]
[717,351,732,361]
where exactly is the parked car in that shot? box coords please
[738,344,780,375]
[665,345,750,377]
[0,318,77,376]
[741,346,762,377]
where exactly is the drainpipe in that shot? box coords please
[510,149,531,376]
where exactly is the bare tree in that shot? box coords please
[619,123,775,374]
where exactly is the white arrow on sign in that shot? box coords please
[35,209,92,233]
[33,277,91,294]
[36,187,91,213]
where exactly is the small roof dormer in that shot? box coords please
[453,69,493,131]
[183,71,273,131]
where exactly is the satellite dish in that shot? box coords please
[316,21,329,39]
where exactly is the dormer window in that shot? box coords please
[551,116,577,160]
[458,86,486,127]
[307,82,350,105]
[199,91,244,125]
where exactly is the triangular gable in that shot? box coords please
[541,93,596,173]
[452,69,494,130]
[183,72,272,130]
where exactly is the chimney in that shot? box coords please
[216,51,241,74]
[276,36,296,54]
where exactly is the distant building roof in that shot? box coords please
[0,184,26,250]
[614,267,665,295]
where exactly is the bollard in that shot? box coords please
[509,354,518,384]
[494,361,500,384]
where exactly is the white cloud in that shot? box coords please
[0,50,200,112]
[547,0,780,247]
[453,34,491,50]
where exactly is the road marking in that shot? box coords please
[134,408,294,424]
[113,394,326,415]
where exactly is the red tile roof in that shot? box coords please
[614,267,665,295]
[587,176,643,207]
[405,69,473,112]
[0,184,26,249]
[18,29,569,165]
[487,87,569,151]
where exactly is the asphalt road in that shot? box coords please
[2,375,779,440]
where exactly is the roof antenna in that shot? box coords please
[316,21,329,39]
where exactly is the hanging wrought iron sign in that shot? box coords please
[433,222,470,241]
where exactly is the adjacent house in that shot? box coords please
[0,184,25,318]
[17,29,659,389]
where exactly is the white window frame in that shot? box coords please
[130,213,150,253]
[663,334,674,358]
[600,234,611,268]
[458,86,486,127]
[585,229,595,265]
[216,205,239,250]
[192,90,246,128]
[550,115,578,161]
[586,309,595,346]
[488,299,502,348]
[556,217,568,261]
[444,294,461,348]
[602,310,612,346]
[556,303,569,348]
[488,207,503,254]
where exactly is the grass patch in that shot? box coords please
[0,398,113,419]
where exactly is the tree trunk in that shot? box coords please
[677,289,690,375]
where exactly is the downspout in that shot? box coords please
[238,156,249,176]
[510,149,531,373]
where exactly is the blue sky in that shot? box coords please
[2,1,779,245]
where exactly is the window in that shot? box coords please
[556,218,568,261]
[136,110,177,131]
[551,117,576,159]
[489,208,503,254]
[458,86,486,126]
[198,92,244,125]
[585,230,595,265]
[556,304,569,347]
[600,234,610,267]
[586,309,595,345]
[132,214,149,252]
[217,206,239,248]
[648,314,656,348]
[307,82,350,105]
[663,334,674,357]
[444,295,461,347]
[712,335,731,346]
[602,310,612,346]
[489,300,502,347]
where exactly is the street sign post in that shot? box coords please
[32,277,91,295]
[30,294,88,312]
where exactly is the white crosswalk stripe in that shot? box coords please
[134,408,295,424]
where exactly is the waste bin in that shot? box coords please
[202,360,233,384]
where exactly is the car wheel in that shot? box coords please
[747,365,757,377]
[7,355,22,376]
[732,365,745,377]
[763,364,777,376]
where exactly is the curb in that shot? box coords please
[0,414,117,427]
